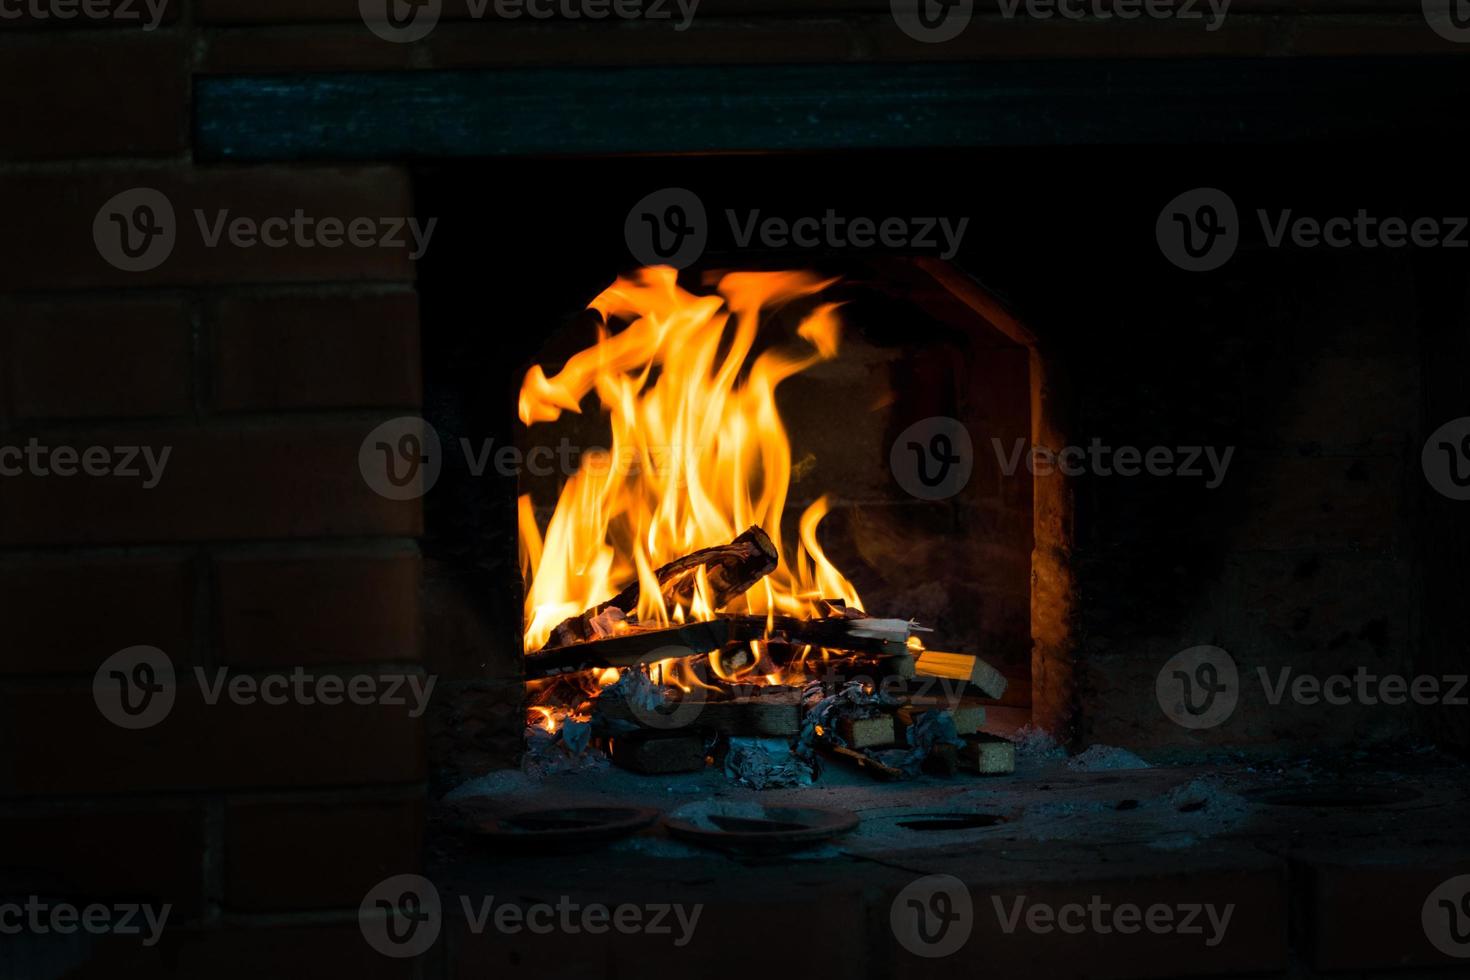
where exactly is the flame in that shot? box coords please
[518,267,863,653]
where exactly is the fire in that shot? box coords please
[518,267,862,654]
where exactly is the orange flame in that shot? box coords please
[518,267,862,653]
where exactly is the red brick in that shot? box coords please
[0,167,417,291]
[208,292,421,412]
[0,800,204,915]
[203,27,418,72]
[0,35,185,160]
[169,922,416,980]
[0,554,193,673]
[0,676,427,794]
[214,548,421,666]
[224,794,423,910]
[0,421,422,546]
[1,299,191,420]
[883,845,1289,980]
[1305,855,1470,971]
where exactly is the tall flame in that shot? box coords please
[518,267,862,653]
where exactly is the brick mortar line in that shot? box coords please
[0,537,422,560]
[0,408,424,432]
[0,665,434,685]
[0,783,428,812]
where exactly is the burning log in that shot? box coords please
[524,612,919,679]
[547,526,779,648]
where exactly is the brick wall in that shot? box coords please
[0,8,429,973]
[1,3,1463,974]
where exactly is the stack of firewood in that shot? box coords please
[525,525,1016,781]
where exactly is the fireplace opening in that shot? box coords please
[415,152,1061,789]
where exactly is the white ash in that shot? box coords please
[1012,725,1067,765]
[724,737,813,790]
[1067,744,1152,772]
[898,708,965,776]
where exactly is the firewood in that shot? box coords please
[700,689,804,737]
[608,730,709,774]
[838,715,897,749]
[816,742,903,781]
[525,613,918,680]
[897,704,985,738]
[547,525,779,648]
[958,733,1016,775]
[914,650,1008,700]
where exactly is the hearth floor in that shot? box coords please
[428,743,1470,979]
